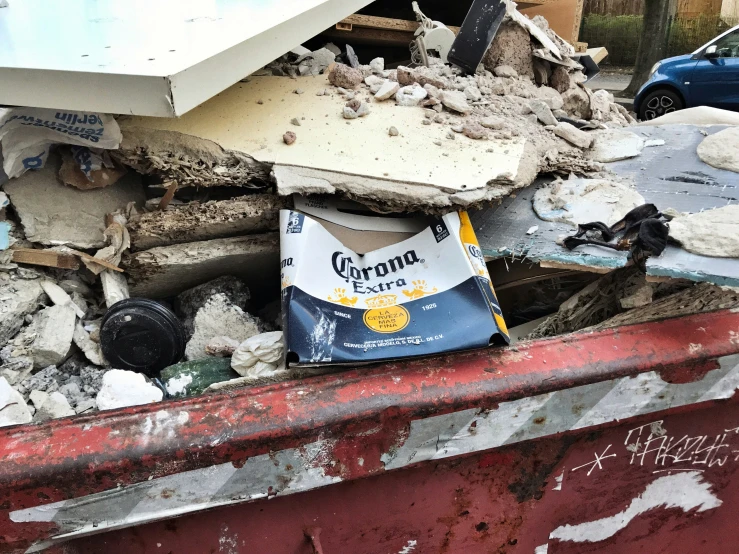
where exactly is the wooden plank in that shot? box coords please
[157,181,178,211]
[340,14,460,34]
[572,0,586,44]
[67,250,126,273]
[540,260,613,274]
[322,26,416,47]
[11,248,80,270]
[586,46,609,64]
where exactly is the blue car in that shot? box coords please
[634,24,739,120]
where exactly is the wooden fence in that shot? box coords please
[584,0,722,17]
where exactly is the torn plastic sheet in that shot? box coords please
[71,146,116,180]
[0,107,122,178]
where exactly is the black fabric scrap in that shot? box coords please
[562,204,669,271]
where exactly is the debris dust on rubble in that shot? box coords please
[0,0,730,431]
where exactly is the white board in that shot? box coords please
[0,0,373,117]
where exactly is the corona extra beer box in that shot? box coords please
[280,197,509,366]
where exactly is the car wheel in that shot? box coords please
[638,89,684,121]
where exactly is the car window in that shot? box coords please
[712,30,739,58]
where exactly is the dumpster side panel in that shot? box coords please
[2,311,739,552]
[68,396,739,554]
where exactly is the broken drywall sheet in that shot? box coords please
[697,127,739,173]
[111,126,272,189]
[637,106,739,127]
[118,75,532,210]
[128,194,287,251]
[533,178,644,227]
[4,151,146,249]
[668,205,739,258]
[472,125,739,285]
[124,233,280,299]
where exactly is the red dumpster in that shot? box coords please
[2,309,739,553]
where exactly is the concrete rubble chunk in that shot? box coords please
[33,390,76,421]
[494,65,518,78]
[73,322,106,366]
[550,66,572,93]
[59,381,87,409]
[364,75,384,87]
[535,86,564,110]
[15,365,61,398]
[562,87,591,119]
[529,100,558,126]
[480,116,505,130]
[483,21,533,78]
[176,276,252,336]
[439,90,472,114]
[185,293,266,361]
[369,57,384,73]
[589,89,613,122]
[4,151,146,249]
[129,194,286,251]
[96,369,163,411]
[0,276,45,346]
[205,336,240,357]
[101,270,130,309]
[124,233,279,299]
[374,80,400,101]
[324,43,341,57]
[588,129,645,162]
[464,86,482,102]
[395,85,427,107]
[29,390,49,410]
[554,122,594,149]
[296,48,335,76]
[29,304,76,369]
[396,66,448,89]
[0,377,32,427]
[532,59,551,86]
[424,83,440,98]
[40,280,85,318]
[328,63,363,88]
[462,123,488,140]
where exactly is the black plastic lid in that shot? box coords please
[100,298,186,377]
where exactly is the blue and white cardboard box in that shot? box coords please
[280,197,509,366]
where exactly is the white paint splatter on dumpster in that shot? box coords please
[549,471,721,543]
[397,539,417,554]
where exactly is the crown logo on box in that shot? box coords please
[365,294,398,308]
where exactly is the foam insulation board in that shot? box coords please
[472,124,739,286]
[120,75,534,211]
[0,0,373,117]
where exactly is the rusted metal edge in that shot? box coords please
[1,310,739,551]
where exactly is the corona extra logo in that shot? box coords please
[332,250,422,283]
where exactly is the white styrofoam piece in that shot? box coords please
[0,0,373,117]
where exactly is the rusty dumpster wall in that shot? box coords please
[2,310,739,553]
[67,395,739,553]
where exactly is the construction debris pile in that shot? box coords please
[0,1,737,427]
